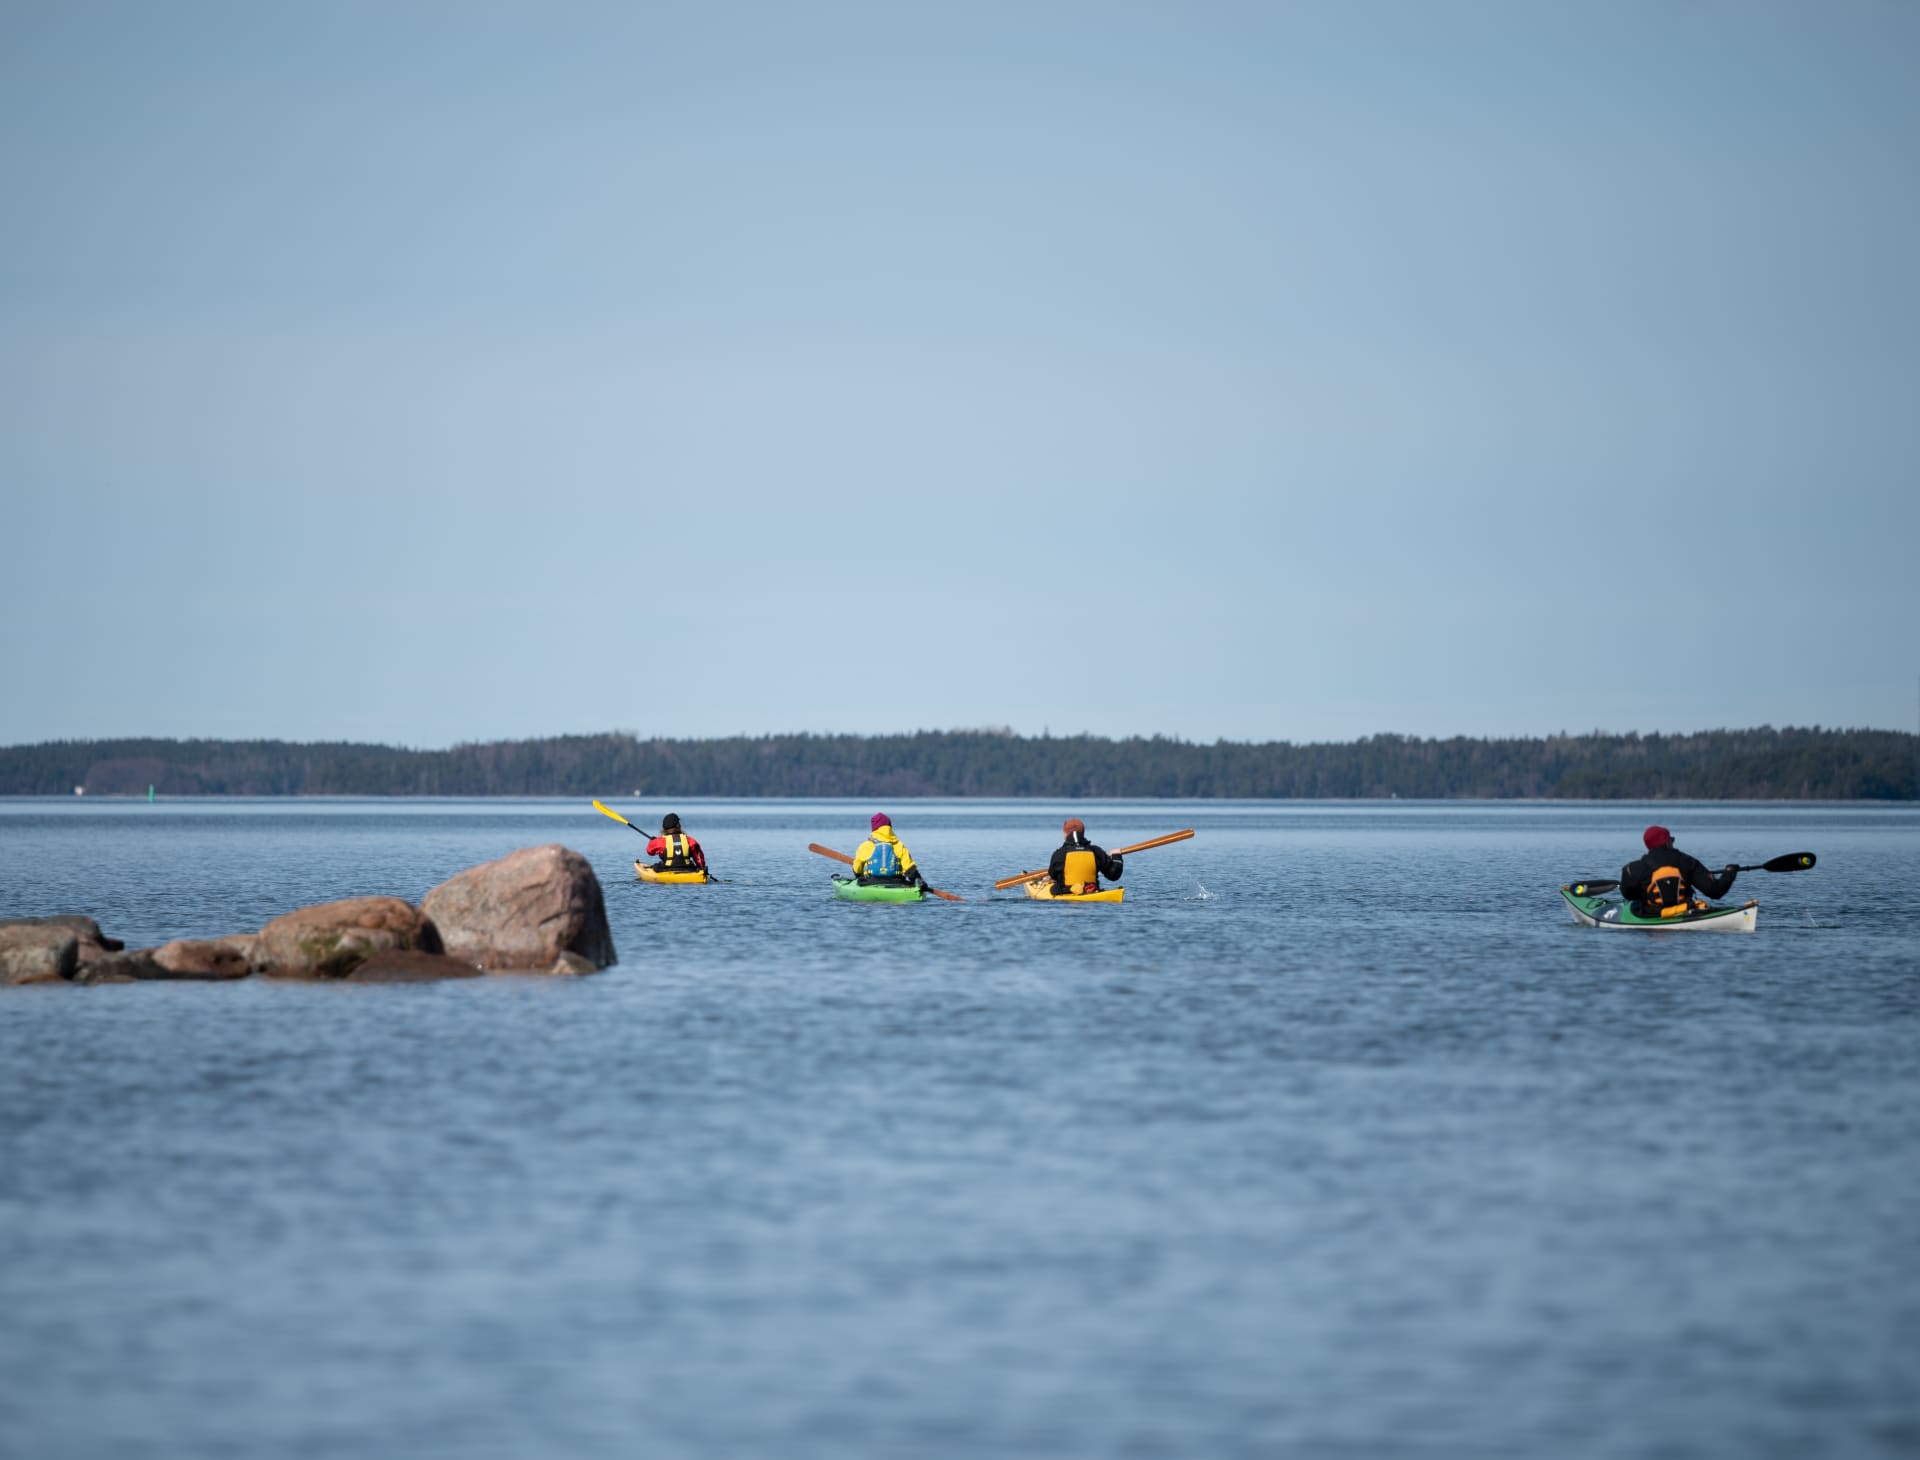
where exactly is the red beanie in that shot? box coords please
[1643,825,1673,850]
[871,812,891,831]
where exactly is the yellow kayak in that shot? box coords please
[1024,881,1124,903]
[636,863,711,884]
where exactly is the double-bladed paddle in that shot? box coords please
[807,843,963,901]
[992,828,1196,890]
[1567,850,1816,898]
[592,799,721,881]
[592,799,655,838]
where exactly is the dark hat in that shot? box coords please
[1643,825,1673,850]
[661,812,682,832]
[871,812,891,831]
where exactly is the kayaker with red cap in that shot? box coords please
[1619,825,1738,919]
[1048,818,1125,896]
[853,812,925,889]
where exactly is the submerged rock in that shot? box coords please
[151,938,257,980]
[72,949,167,983]
[341,950,485,982]
[255,897,442,980]
[421,844,615,972]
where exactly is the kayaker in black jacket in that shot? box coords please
[1619,825,1736,918]
[1049,818,1124,895]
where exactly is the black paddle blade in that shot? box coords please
[1760,851,1816,873]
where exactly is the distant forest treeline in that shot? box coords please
[2,728,1914,799]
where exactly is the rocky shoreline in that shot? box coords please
[1,844,615,985]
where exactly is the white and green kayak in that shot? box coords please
[1560,887,1758,933]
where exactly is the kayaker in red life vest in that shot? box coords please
[853,813,925,888]
[645,813,708,875]
[1619,825,1736,918]
[1049,818,1124,895]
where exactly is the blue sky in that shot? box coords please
[3,1,1915,748]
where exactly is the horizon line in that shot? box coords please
[4,722,1914,755]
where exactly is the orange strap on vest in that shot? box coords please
[1646,862,1690,916]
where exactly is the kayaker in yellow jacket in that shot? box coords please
[1049,818,1124,894]
[853,813,925,888]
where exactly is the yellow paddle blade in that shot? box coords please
[592,799,634,827]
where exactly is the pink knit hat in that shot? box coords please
[871,812,891,831]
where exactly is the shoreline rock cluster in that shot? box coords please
[1,844,615,985]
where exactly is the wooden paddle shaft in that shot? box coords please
[994,828,1196,889]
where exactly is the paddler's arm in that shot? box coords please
[1618,860,1648,900]
[1685,853,1736,899]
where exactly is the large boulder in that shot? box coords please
[421,845,615,973]
[1,921,80,984]
[255,897,441,979]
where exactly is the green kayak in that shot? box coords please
[832,875,925,904]
[1560,887,1758,933]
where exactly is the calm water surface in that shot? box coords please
[2,799,1917,1459]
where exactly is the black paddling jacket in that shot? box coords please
[1619,845,1735,913]
[1048,838,1124,892]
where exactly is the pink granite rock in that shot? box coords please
[255,897,441,979]
[421,845,614,972]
